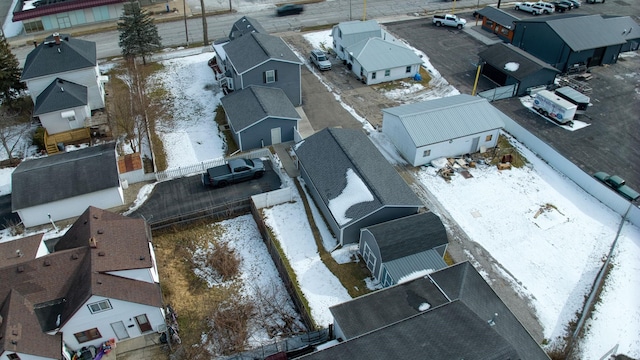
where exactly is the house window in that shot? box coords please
[423,149,431,157]
[88,299,112,314]
[264,70,276,83]
[385,69,391,77]
[371,72,376,79]
[56,14,72,28]
[8,354,21,360]
[406,66,412,73]
[383,270,394,287]
[485,134,493,142]
[67,115,76,122]
[74,328,102,343]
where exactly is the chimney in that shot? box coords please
[53,32,61,45]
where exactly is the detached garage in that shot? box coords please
[479,43,560,96]
[382,95,505,166]
[359,212,448,287]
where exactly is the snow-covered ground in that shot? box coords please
[1,27,638,358]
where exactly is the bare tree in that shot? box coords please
[0,101,32,165]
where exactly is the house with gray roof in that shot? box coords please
[382,95,506,166]
[220,85,301,151]
[603,15,640,53]
[33,78,92,135]
[293,128,424,246]
[332,20,382,62]
[476,6,520,42]
[511,14,637,72]
[0,207,164,360]
[228,16,267,40]
[300,262,550,360]
[359,212,448,287]
[344,37,423,85]
[11,143,123,228]
[216,32,303,106]
[479,43,560,96]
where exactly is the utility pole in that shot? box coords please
[183,0,189,45]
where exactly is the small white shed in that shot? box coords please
[382,95,506,166]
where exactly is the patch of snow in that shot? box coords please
[418,302,431,311]
[504,62,520,72]
[328,168,374,226]
[397,269,433,284]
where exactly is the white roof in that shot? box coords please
[347,38,422,71]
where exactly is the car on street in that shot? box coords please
[514,2,544,15]
[593,172,640,201]
[276,4,304,16]
[310,49,331,71]
[567,0,581,7]
[550,1,571,12]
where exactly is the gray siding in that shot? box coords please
[516,68,558,96]
[359,230,383,280]
[343,206,419,245]
[242,62,301,106]
[512,22,567,69]
[238,118,297,151]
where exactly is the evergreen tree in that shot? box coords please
[117,1,162,65]
[0,34,26,107]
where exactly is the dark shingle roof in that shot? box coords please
[0,207,163,357]
[0,290,63,358]
[477,6,520,28]
[22,34,97,80]
[229,16,267,40]
[295,128,423,227]
[220,85,300,132]
[0,233,44,267]
[223,32,302,74]
[322,262,550,360]
[307,301,520,360]
[33,78,87,115]
[364,212,447,262]
[12,143,119,210]
[479,43,559,80]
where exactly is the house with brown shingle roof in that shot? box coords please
[0,207,164,360]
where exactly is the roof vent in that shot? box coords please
[98,251,106,256]
[89,237,97,248]
[139,256,146,261]
[488,312,498,326]
[17,266,24,273]
[16,249,23,257]
[97,229,104,234]
[57,47,61,53]
[43,260,51,266]
[93,214,99,219]
[0,315,3,326]
[71,253,79,260]
[11,340,17,345]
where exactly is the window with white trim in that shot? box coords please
[88,299,112,314]
[385,69,391,77]
[264,70,276,83]
[406,66,412,73]
[423,149,431,157]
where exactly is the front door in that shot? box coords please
[111,321,130,340]
[270,127,282,145]
[471,137,479,153]
[135,314,152,333]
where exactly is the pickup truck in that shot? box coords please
[433,14,467,29]
[514,2,544,14]
[593,172,640,201]
[202,158,265,187]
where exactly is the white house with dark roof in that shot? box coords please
[11,143,123,227]
[293,128,424,246]
[33,78,92,134]
[382,95,505,166]
[300,262,550,359]
[345,37,423,85]
[359,212,448,287]
[0,207,164,360]
[332,20,383,61]
[211,30,303,106]
[220,85,300,151]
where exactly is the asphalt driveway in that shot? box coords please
[129,161,281,227]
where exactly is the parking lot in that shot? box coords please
[384,3,640,193]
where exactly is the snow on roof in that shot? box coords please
[328,168,374,226]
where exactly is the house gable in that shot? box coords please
[229,16,267,40]
[21,34,97,81]
[33,78,88,116]
[223,32,302,75]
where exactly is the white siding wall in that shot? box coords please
[0,352,56,360]
[25,66,105,110]
[416,129,501,166]
[17,187,123,227]
[107,268,155,283]
[60,296,164,351]
[381,114,417,164]
[365,65,418,85]
[39,105,90,135]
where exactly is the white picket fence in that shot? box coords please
[154,148,273,182]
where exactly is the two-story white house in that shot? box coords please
[0,207,165,360]
[21,33,108,152]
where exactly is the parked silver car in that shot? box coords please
[310,49,332,71]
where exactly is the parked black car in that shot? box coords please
[276,4,304,16]
[550,1,571,12]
